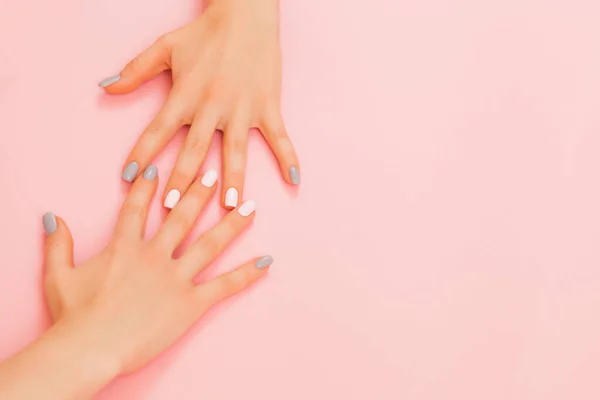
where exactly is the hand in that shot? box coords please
[100,0,300,210]
[42,165,272,374]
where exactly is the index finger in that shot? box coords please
[121,96,186,182]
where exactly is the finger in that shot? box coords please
[163,109,219,209]
[260,110,300,185]
[153,170,219,252]
[43,213,74,275]
[195,256,272,306]
[121,97,185,183]
[99,36,171,94]
[222,116,250,209]
[114,165,159,240]
[178,200,256,279]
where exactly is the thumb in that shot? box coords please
[99,36,172,94]
[43,212,74,275]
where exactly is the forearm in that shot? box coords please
[0,315,119,400]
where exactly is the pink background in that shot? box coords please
[1,0,600,398]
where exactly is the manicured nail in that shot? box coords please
[122,161,139,182]
[43,212,57,236]
[201,169,218,187]
[289,166,300,185]
[164,189,181,209]
[255,255,273,269]
[99,74,121,88]
[143,165,158,180]
[225,187,238,208]
[238,200,256,217]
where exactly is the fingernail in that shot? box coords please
[122,161,139,182]
[256,255,273,269]
[289,166,300,185]
[201,169,218,187]
[43,212,57,236]
[238,200,256,217]
[164,189,181,209]
[143,165,158,180]
[99,74,121,88]
[225,188,238,208]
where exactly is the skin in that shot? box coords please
[0,167,270,399]
[103,0,300,209]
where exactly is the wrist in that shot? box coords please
[48,311,122,382]
[208,0,278,7]
[206,0,279,24]
[0,313,120,399]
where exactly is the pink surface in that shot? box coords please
[1,0,600,398]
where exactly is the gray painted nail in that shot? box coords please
[255,255,274,269]
[43,212,57,236]
[99,74,121,88]
[122,161,139,182]
[143,165,158,180]
[289,166,300,185]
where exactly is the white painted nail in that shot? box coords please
[201,169,218,188]
[164,189,181,209]
[225,187,238,208]
[238,200,256,217]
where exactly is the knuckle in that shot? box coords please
[272,126,288,139]
[121,200,146,221]
[149,108,184,134]
[145,120,167,138]
[186,134,209,153]
[174,159,201,183]
[173,164,195,183]
[166,217,188,237]
[223,271,249,292]
[126,56,143,74]
[44,271,60,288]
[46,240,64,255]
[156,33,173,48]
[214,221,240,243]
[187,182,207,200]
[110,235,136,254]
[263,118,287,139]
[199,232,224,255]
[151,114,174,133]
[227,135,246,152]
[222,215,243,234]
[203,82,231,105]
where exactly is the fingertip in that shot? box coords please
[200,169,218,188]
[99,74,121,89]
[255,255,274,270]
[53,216,73,243]
[115,165,159,239]
[288,165,301,185]
[142,165,159,181]
[164,169,218,210]
[43,212,57,236]
[129,164,160,196]
[164,189,181,210]
[137,164,160,186]
[237,200,257,217]
[199,258,270,305]
[122,161,140,183]
[100,74,141,95]
[223,187,240,210]
[103,80,137,95]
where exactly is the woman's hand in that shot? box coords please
[100,0,300,210]
[0,166,271,399]
[43,165,272,374]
